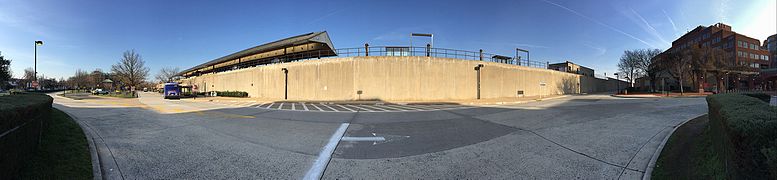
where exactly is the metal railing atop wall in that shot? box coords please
[200,45,551,76]
[296,46,547,68]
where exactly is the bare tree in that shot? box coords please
[656,51,693,95]
[67,69,90,89]
[89,69,105,88]
[111,50,149,91]
[155,67,180,83]
[634,49,661,91]
[618,50,641,87]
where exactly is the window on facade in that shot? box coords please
[737,41,743,47]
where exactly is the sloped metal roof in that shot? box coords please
[180,31,335,75]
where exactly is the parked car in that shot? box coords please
[92,89,109,95]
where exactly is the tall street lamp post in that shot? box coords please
[516,48,529,66]
[34,40,43,89]
[614,73,620,94]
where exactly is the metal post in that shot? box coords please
[479,49,483,61]
[34,43,37,82]
[475,64,484,99]
[365,43,369,57]
[426,44,431,57]
[282,68,288,99]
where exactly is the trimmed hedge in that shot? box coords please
[215,91,248,97]
[741,92,772,103]
[707,93,777,179]
[0,93,53,177]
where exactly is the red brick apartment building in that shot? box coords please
[652,23,771,92]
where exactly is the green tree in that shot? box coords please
[0,52,11,89]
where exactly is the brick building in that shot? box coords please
[547,61,594,77]
[652,23,770,92]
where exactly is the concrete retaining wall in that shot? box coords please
[181,56,619,101]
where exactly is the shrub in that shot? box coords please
[740,92,772,103]
[215,91,248,97]
[763,142,777,179]
[707,94,777,179]
[0,93,53,177]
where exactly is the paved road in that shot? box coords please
[52,92,707,179]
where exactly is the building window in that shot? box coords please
[738,41,743,47]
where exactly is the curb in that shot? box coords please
[56,105,124,180]
[56,106,103,180]
[642,114,705,180]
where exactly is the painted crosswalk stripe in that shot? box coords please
[336,104,355,112]
[386,104,425,111]
[415,105,443,110]
[266,103,275,108]
[321,103,339,112]
[278,103,284,110]
[309,103,324,111]
[292,103,296,110]
[378,105,407,111]
[358,105,385,111]
[347,105,373,112]
[367,105,393,111]
[301,103,309,111]
[256,103,268,108]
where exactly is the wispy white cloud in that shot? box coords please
[717,0,730,23]
[624,8,670,47]
[581,42,607,56]
[662,9,678,33]
[307,8,345,25]
[538,0,657,49]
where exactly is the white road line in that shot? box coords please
[310,103,324,111]
[341,136,385,141]
[336,104,355,112]
[278,103,284,110]
[321,104,339,112]
[292,103,296,110]
[348,105,373,112]
[416,105,442,110]
[386,104,425,111]
[363,105,391,111]
[303,123,350,180]
[266,103,275,109]
[301,103,309,111]
[255,103,268,108]
[378,105,407,111]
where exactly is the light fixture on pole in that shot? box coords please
[516,48,529,65]
[411,33,433,48]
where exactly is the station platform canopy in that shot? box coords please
[180,31,336,77]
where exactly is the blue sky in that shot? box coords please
[0,0,775,80]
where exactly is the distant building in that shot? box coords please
[761,34,777,90]
[547,61,594,77]
[652,23,770,92]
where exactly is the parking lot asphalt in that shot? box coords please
[51,92,707,179]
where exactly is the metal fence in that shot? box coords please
[202,46,551,77]
[260,46,548,69]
